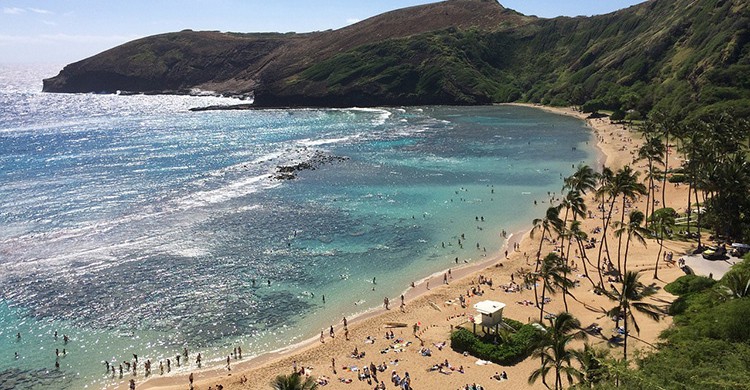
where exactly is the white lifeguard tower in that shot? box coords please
[473,300,506,335]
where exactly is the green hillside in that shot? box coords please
[267,0,749,119]
[44,0,750,119]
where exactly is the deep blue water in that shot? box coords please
[0,64,596,389]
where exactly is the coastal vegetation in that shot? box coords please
[451,109,750,388]
[595,262,750,389]
[450,318,544,365]
[271,373,319,390]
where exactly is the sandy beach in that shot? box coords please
[130,104,695,390]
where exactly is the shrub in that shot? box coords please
[450,320,543,365]
[610,109,626,121]
[664,275,716,296]
[668,174,687,183]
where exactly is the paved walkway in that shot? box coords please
[682,254,741,279]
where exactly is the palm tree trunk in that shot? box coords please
[661,130,669,207]
[596,196,617,288]
[694,184,702,248]
[654,234,664,279]
[533,275,540,313]
[645,160,653,222]
[687,178,693,239]
[536,229,547,272]
[576,236,596,287]
[616,197,627,275]
[533,228,548,310]
[539,281,548,323]
[562,207,570,240]
[623,235,632,276]
[623,307,629,362]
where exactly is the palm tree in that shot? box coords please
[650,208,675,279]
[613,210,650,275]
[722,271,750,299]
[532,206,564,267]
[561,165,596,242]
[606,271,661,362]
[568,220,595,287]
[564,164,598,196]
[531,207,564,307]
[528,312,587,390]
[594,167,616,288]
[613,167,647,275]
[635,133,665,225]
[574,344,610,389]
[271,374,319,390]
[537,253,574,321]
[653,113,679,210]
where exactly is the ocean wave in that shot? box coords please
[345,107,392,125]
[177,173,278,209]
[297,135,358,147]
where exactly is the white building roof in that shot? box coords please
[473,300,506,315]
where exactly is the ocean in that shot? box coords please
[0,64,597,389]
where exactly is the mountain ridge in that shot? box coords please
[42,0,750,118]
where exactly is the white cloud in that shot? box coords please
[3,7,25,15]
[41,20,58,26]
[28,7,52,15]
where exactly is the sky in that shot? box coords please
[0,0,646,64]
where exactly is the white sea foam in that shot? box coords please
[178,173,278,209]
[297,135,358,147]
[346,107,392,125]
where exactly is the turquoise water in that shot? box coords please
[0,65,597,389]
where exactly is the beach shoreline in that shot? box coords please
[126,225,531,390]
[131,103,689,390]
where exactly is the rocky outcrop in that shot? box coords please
[274,152,349,180]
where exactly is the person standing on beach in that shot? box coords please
[384,297,390,310]
[226,356,231,371]
[129,379,135,390]
[343,317,348,327]
[189,372,194,389]
[237,346,242,359]
[330,325,335,338]
[320,331,325,343]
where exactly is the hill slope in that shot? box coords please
[43,0,750,118]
